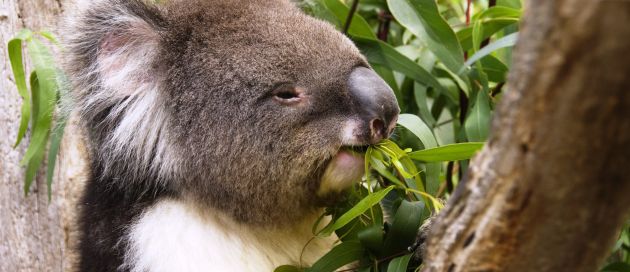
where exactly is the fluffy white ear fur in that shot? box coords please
[66,1,179,184]
[123,199,337,272]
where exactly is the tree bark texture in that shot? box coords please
[423,0,630,271]
[0,0,86,271]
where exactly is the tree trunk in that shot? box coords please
[0,0,86,271]
[423,0,630,271]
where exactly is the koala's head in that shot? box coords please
[65,0,399,225]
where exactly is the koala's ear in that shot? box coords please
[66,0,166,98]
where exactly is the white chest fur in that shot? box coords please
[122,199,336,272]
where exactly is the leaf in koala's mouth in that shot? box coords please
[342,145,369,154]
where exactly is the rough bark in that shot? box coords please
[0,0,86,271]
[423,0,630,271]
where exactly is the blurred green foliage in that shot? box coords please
[7,29,68,200]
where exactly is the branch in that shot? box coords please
[422,0,630,271]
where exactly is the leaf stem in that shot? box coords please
[343,0,360,35]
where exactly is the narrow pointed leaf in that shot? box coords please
[319,186,395,236]
[409,142,484,162]
[387,254,412,272]
[457,19,517,51]
[7,38,31,147]
[397,114,437,149]
[20,38,58,165]
[46,116,67,200]
[387,0,465,75]
[464,33,519,67]
[307,241,365,272]
[383,200,424,253]
[465,91,492,142]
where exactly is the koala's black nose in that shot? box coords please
[348,67,400,144]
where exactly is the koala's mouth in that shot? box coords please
[317,145,368,196]
[343,145,369,154]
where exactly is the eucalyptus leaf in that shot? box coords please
[464,33,519,68]
[20,38,58,166]
[23,73,49,195]
[397,114,437,149]
[46,115,67,200]
[464,90,492,142]
[386,254,412,272]
[472,6,522,21]
[7,38,31,147]
[457,19,517,52]
[319,186,395,236]
[413,83,436,127]
[383,200,424,253]
[274,265,303,272]
[409,142,484,162]
[357,224,384,253]
[480,55,508,83]
[307,241,365,272]
[387,0,465,75]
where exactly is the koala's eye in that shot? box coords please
[272,84,306,105]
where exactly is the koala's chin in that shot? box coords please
[318,149,365,196]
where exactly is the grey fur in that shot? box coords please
[63,0,382,227]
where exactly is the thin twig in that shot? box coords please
[343,0,360,35]
[491,82,505,97]
[480,0,497,48]
[377,10,393,41]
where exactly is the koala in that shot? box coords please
[63,0,399,271]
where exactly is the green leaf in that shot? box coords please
[319,186,395,236]
[357,224,384,253]
[472,6,522,21]
[386,254,412,272]
[46,115,67,200]
[457,19,517,52]
[387,0,465,75]
[480,55,508,83]
[409,142,484,162]
[472,19,483,53]
[498,0,522,8]
[413,83,437,127]
[435,63,470,97]
[353,37,450,101]
[397,114,441,195]
[274,265,303,272]
[464,32,518,67]
[7,38,31,147]
[322,0,376,39]
[370,156,406,187]
[383,200,425,253]
[307,241,365,272]
[23,73,49,195]
[461,6,521,53]
[20,37,58,165]
[397,114,437,149]
[465,90,492,142]
[37,30,60,45]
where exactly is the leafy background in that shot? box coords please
[5,0,629,271]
